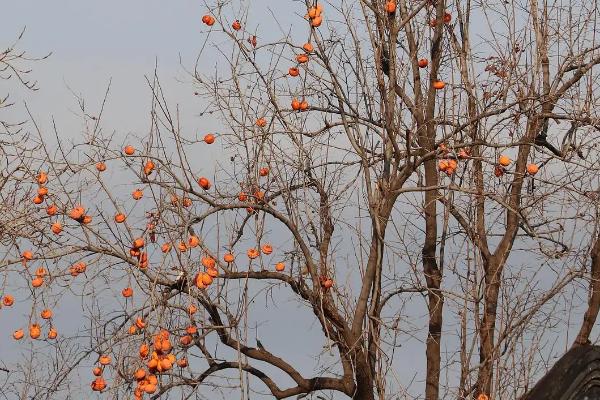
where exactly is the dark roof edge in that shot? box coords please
[521,345,600,400]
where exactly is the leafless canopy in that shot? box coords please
[2,1,600,400]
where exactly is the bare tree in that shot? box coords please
[2,1,600,400]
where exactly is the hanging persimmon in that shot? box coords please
[124,145,135,156]
[259,167,269,176]
[303,42,314,52]
[139,343,150,358]
[527,164,539,175]
[135,317,146,329]
[32,277,44,288]
[183,326,197,337]
[13,329,24,340]
[418,58,429,68]
[198,177,211,190]
[47,327,58,339]
[247,248,260,259]
[255,190,265,201]
[296,53,309,63]
[143,160,155,175]
[98,355,111,365]
[40,309,53,319]
[46,204,58,216]
[177,357,188,367]
[51,222,63,234]
[114,213,126,223]
[201,273,213,286]
[498,154,511,166]
[29,323,41,339]
[2,295,14,306]
[433,80,445,90]
[223,253,235,263]
[96,162,107,172]
[256,117,267,127]
[289,67,300,77]
[275,262,285,271]
[91,377,107,392]
[232,20,242,31]
[122,287,133,297]
[261,244,273,255]
[194,273,206,289]
[69,206,85,221]
[201,256,216,269]
[385,1,396,14]
[204,133,215,144]
[132,189,143,200]
[202,15,215,26]
[37,171,48,185]
[188,235,200,248]
[134,368,146,380]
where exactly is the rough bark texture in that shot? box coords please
[573,233,600,347]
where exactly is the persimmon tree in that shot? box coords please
[2,1,600,399]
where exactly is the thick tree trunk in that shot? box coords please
[574,233,600,347]
[423,157,444,400]
[353,357,376,400]
[477,258,501,395]
[421,2,446,396]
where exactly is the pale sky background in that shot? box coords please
[2,1,211,138]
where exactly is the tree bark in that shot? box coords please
[573,232,600,347]
[353,355,376,400]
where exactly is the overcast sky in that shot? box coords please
[2,1,220,139]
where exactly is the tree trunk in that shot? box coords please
[574,233,600,347]
[477,258,502,395]
[423,156,444,400]
[353,357,376,400]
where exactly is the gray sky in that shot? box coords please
[1,1,207,138]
